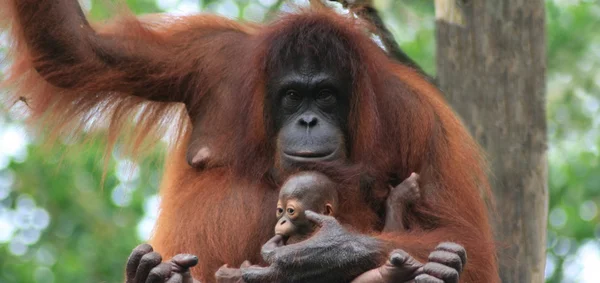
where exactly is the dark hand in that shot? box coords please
[414,243,467,283]
[351,249,423,283]
[243,211,383,283]
[239,235,295,282]
[215,261,253,283]
[126,244,199,283]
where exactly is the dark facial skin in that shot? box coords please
[269,56,351,171]
[185,54,351,172]
[275,171,338,244]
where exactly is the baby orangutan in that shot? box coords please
[274,171,420,244]
[273,171,339,245]
[215,171,422,283]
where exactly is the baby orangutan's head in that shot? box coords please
[275,171,339,244]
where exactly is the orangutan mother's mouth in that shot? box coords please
[283,150,336,161]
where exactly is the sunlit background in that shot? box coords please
[0,0,599,282]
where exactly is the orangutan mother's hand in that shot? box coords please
[242,211,384,283]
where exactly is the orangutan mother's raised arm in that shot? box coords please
[4,0,253,106]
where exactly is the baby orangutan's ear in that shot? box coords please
[325,204,334,216]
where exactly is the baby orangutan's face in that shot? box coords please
[275,197,312,239]
[274,172,337,244]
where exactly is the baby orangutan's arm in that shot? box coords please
[383,173,420,232]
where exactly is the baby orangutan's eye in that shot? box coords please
[277,207,284,215]
[287,208,295,215]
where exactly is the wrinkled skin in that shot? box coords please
[351,242,468,283]
[350,249,423,283]
[125,244,199,283]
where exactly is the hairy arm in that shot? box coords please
[4,0,253,104]
[2,0,255,159]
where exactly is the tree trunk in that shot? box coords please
[435,1,548,282]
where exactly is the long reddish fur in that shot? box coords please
[1,1,499,282]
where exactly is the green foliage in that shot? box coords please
[0,125,166,282]
[0,0,598,282]
[545,1,600,281]
[380,0,436,75]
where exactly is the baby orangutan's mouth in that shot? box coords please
[276,234,289,245]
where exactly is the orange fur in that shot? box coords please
[1,1,498,282]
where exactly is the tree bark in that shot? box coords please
[435,1,548,282]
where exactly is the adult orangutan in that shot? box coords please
[0,0,499,282]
